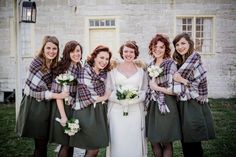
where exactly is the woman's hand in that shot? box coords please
[96,91,111,103]
[173,72,190,86]
[60,91,69,99]
[60,116,68,127]
[149,78,159,91]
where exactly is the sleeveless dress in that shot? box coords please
[106,68,147,157]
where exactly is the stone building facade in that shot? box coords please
[0,0,235,101]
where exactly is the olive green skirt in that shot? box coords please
[16,95,52,139]
[69,102,109,149]
[49,100,73,145]
[146,95,182,143]
[178,99,216,142]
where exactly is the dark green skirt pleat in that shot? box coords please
[178,99,216,142]
[69,102,109,149]
[49,100,73,145]
[146,95,182,143]
[16,95,52,139]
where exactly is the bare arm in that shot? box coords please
[149,78,175,95]
[56,99,67,126]
[173,72,189,86]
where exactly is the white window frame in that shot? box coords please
[175,15,215,54]
[84,16,120,60]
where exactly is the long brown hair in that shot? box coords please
[119,41,139,59]
[87,45,112,72]
[148,33,171,60]
[37,35,60,73]
[172,32,194,66]
[54,40,83,76]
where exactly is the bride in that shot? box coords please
[106,41,147,157]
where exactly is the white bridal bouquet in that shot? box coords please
[55,71,74,104]
[116,85,138,116]
[56,117,80,136]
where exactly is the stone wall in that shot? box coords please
[0,0,235,98]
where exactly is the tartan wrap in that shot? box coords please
[24,57,53,101]
[146,58,177,112]
[51,63,80,107]
[173,52,208,103]
[75,63,107,109]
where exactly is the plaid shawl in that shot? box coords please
[24,57,53,101]
[51,63,80,108]
[75,63,107,110]
[173,52,208,103]
[146,58,177,114]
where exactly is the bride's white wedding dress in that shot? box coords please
[106,67,147,157]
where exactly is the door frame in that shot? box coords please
[84,16,120,60]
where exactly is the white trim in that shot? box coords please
[84,16,120,60]
[175,15,215,54]
[10,17,16,57]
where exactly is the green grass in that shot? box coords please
[0,98,235,157]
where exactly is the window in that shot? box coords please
[89,19,116,28]
[176,16,214,54]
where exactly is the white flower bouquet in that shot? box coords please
[116,85,138,116]
[147,65,163,78]
[55,71,75,104]
[56,117,80,136]
[147,65,164,101]
[55,71,74,86]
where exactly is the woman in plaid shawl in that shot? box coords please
[49,40,83,157]
[70,45,112,157]
[145,34,181,157]
[173,33,215,157]
[16,36,69,157]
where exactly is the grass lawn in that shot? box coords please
[0,98,235,157]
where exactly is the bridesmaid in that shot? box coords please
[146,34,181,157]
[16,36,68,157]
[70,45,112,157]
[172,32,215,157]
[49,40,83,157]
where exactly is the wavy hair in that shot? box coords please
[53,40,83,76]
[148,33,171,60]
[37,35,60,73]
[119,40,139,59]
[172,32,194,66]
[87,45,112,72]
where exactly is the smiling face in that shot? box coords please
[175,37,190,56]
[70,45,82,64]
[122,46,136,62]
[152,41,166,59]
[93,51,110,71]
[43,42,58,60]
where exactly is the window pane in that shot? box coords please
[89,20,94,26]
[106,20,110,26]
[187,18,192,24]
[95,20,99,26]
[196,25,201,31]
[111,20,115,26]
[187,25,192,31]
[100,20,105,26]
